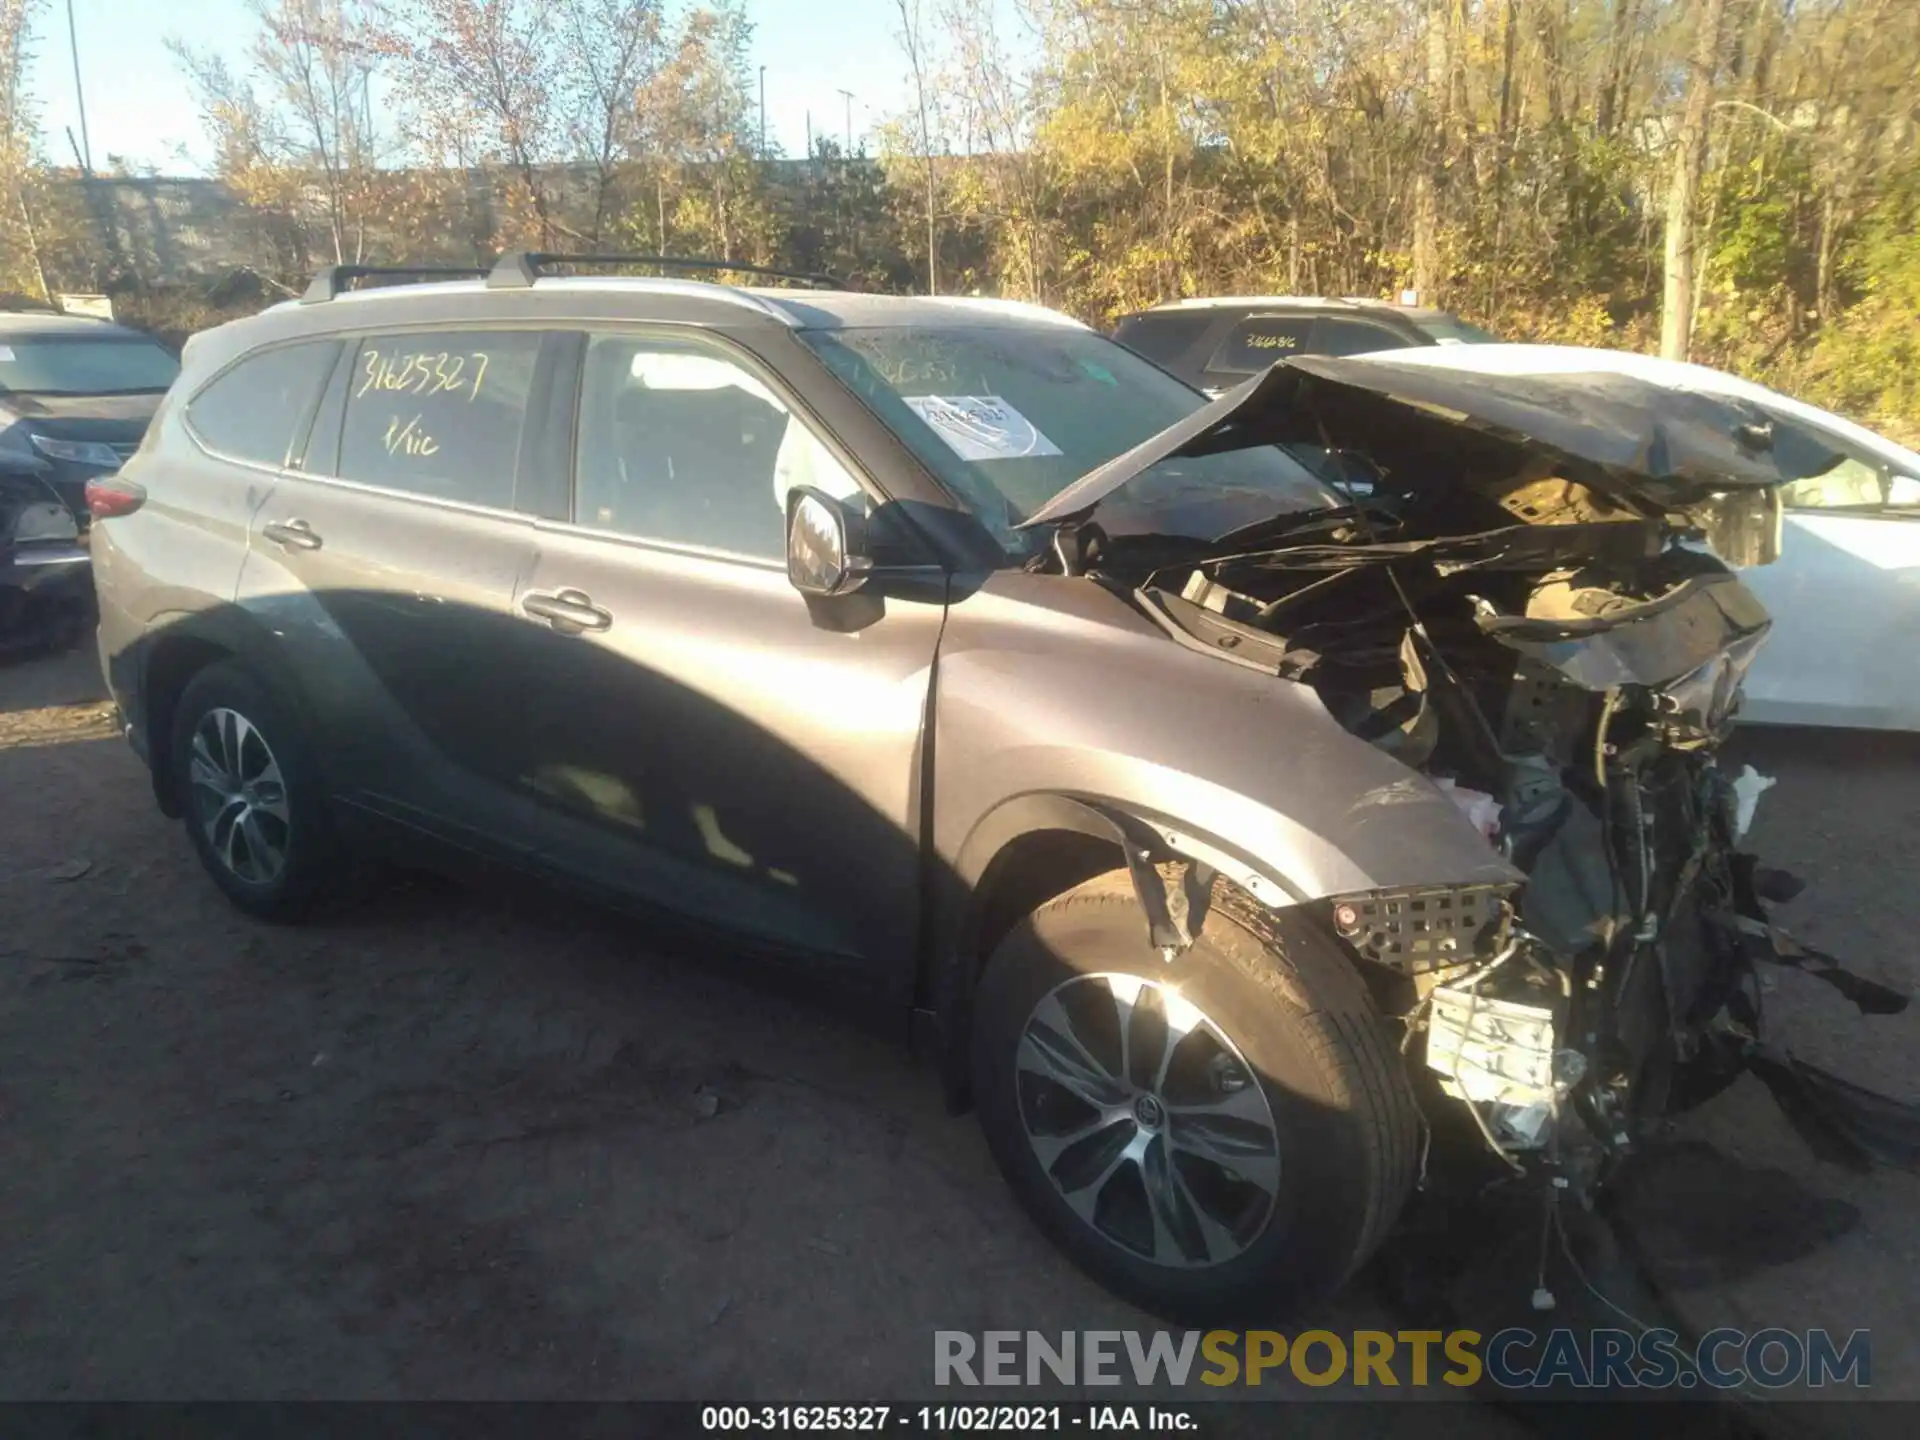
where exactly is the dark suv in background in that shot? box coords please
[87,254,1849,1322]
[0,302,181,654]
[1113,297,1497,395]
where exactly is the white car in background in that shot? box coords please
[1342,343,1920,732]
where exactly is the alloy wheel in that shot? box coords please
[188,706,291,885]
[1015,972,1281,1268]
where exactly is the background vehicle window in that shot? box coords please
[337,330,541,509]
[1779,457,1890,509]
[1113,311,1218,371]
[0,336,180,395]
[1207,315,1315,375]
[186,341,338,467]
[1774,422,1920,510]
[1415,314,1501,345]
[1307,317,1412,356]
[575,334,865,560]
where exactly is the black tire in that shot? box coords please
[970,870,1419,1323]
[169,660,340,921]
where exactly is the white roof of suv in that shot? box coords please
[268,275,1090,331]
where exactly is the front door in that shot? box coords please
[236,328,555,853]
[516,330,947,995]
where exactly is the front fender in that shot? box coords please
[932,571,1520,908]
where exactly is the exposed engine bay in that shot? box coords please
[1023,354,1917,1190]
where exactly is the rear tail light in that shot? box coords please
[85,476,147,519]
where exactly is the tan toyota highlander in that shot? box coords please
[87,253,1904,1321]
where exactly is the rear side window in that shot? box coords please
[1206,316,1315,376]
[1307,317,1413,357]
[186,341,339,467]
[336,330,542,510]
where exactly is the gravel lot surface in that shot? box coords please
[2,643,1912,1429]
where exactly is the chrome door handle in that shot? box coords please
[262,519,323,551]
[522,588,613,633]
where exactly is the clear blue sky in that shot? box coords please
[25,0,979,173]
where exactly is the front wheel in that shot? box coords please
[970,871,1419,1322]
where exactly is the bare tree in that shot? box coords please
[893,0,939,293]
[560,0,667,247]
[0,0,51,299]
[390,0,563,245]
[172,0,388,267]
[1662,0,1731,360]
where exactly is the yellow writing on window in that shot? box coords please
[357,347,492,403]
[383,413,440,458]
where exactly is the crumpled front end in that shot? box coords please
[1052,355,1914,1189]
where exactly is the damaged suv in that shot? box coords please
[92,256,1908,1320]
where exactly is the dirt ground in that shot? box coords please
[1,642,1913,1423]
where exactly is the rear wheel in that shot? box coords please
[169,661,339,920]
[970,871,1419,1322]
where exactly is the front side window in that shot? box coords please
[574,334,865,560]
[336,330,542,509]
[801,324,1336,557]
[186,341,339,467]
[0,335,180,396]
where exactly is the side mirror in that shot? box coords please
[786,486,872,597]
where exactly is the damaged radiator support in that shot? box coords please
[1330,883,1517,975]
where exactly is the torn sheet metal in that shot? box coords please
[1749,1049,1920,1175]
[1468,573,1772,694]
[1716,910,1911,1015]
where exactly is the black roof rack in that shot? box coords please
[301,264,489,304]
[486,251,839,291]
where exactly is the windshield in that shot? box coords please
[800,324,1337,557]
[0,336,181,395]
[1416,315,1501,346]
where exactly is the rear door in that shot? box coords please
[514,328,948,994]
[235,326,560,853]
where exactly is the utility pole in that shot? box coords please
[758,65,767,158]
[66,0,92,174]
[837,89,855,155]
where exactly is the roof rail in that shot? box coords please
[301,264,489,304]
[487,251,839,291]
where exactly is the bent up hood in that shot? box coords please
[1021,354,1845,532]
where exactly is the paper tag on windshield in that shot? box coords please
[0,347,15,362]
[902,395,1063,462]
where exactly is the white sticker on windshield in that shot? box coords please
[902,395,1063,462]
[0,347,14,362]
